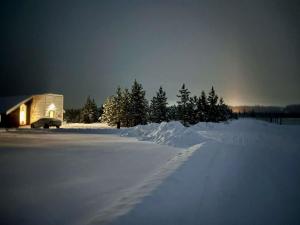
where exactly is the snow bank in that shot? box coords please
[121,121,208,148]
[51,122,121,135]
[121,119,300,149]
[61,122,111,129]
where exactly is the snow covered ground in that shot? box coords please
[111,119,300,225]
[61,122,112,129]
[1,119,300,225]
[0,130,187,225]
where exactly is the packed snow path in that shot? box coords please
[0,131,187,225]
[111,119,300,225]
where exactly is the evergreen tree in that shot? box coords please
[115,86,123,126]
[65,109,81,123]
[101,96,117,126]
[167,105,178,121]
[149,96,157,122]
[149,86,168,123]
[98,104,104,120]
[198,91,208,122]
[188,96,198,124]
[207,86,219,122]
[120,88,131,127]
[81,96,99,123]
[101,83,232,127]
[177,84,190,126]
[129,80,148,126]
[218,97,232,121]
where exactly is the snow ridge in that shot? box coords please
[121,121,207,148]
[121,119,300,149]
[87,143,204,225]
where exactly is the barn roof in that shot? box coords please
[0,95,33,114]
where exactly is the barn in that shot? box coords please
[0,93,63,128]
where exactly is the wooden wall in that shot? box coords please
[30,94,64,123]
[6,108,19,127]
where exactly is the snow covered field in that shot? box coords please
[1,119,300,225]
[0,130,187,225]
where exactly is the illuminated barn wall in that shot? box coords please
[30,94,64,123]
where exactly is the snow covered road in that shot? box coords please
[0,131,186,225]
[1,119,300,225]
[111,119,300,225]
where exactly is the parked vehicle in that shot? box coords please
[31,118,62,129]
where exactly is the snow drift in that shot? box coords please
[121,119,300,149]
[121,121,206,148]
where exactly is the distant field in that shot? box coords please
[257,117,300,125]
[281,118,300,125]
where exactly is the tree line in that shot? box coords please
[64,96,103,123]
[65,80,233,127]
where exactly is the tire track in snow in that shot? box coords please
[87,143,205,225]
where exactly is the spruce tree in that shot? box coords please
[115,86,123,126]
[65,109,81,123]
[198,91,208,122]
[188,96,198,124]
[81,96,99,123]
[218,97,225,121]
[120,88,131,127]
[177,83,190,126]
[149,96,157,122]
[167,105,178,121]
[207,86,219,122]
[218,97,232,121]
[129,80,148,126]
[101,96,117,126]
[150,86,168,123]
[98,104,104,120]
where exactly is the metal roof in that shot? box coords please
[0,95,33,114]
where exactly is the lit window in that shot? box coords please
[19,104,27,125]
[49,110,54,118]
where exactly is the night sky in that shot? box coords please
[1,0,299,108]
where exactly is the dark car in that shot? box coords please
[31,118,62,129]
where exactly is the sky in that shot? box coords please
[1,0,299,108]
